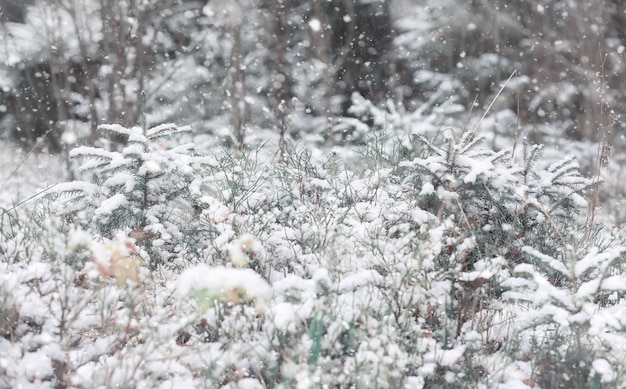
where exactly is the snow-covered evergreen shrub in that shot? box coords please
[503,241,626,388]
[46,123,215,266]
[331,90,465,145]
[398,131,591,267]
[325,118,617,386]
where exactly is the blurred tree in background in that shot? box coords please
[395,0,624,141]
[0,0,623,150]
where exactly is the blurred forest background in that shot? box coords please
[0,0,624,161]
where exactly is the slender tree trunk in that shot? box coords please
[310,0,333,143]
[228,0,246,149]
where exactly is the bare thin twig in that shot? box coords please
[470,69,517,139]
[0,126,55,191]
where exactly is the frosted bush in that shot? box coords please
[2,110,625,387]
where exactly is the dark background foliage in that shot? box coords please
[0,0,622,151]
